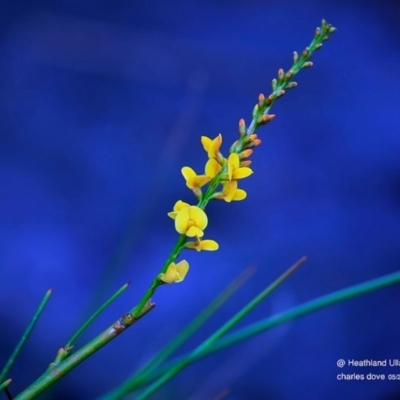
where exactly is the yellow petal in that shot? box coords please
[228,153,239,180]
[222,181,237,203]
[188,206,208,230]
[168,200,190,219]
[160,262,178,283]
[208,134,222,158]
[175,207,190,234]
[174,200,190,211]
[232,189,247,201]
[205,158,221,178]
[200,240,219,251]
[187,175,211,189]
[229,153,240,167]
[167,211,178,219]
[232,167,253,180]
[175,260,189,282]
[201,136,212,152]
[186,226,204,237]
[181,167,196,182]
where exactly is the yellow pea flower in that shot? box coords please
[181,167,211,189]
[227,153,253,180]
[214,180,247,202]
[185,238,219,252]
[201,134,222,159]
[175,205,208,237]
[205,158,222,178]
[159,260,189,283]
[167,200,190,219]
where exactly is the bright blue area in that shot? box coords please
[1,1,400,399]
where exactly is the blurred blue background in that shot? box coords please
[1,0,400,399]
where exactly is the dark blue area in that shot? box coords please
[1,1,400,399]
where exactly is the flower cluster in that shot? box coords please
[161,121,263,284]
[160,18,338,285]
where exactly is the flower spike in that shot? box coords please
[156,19,335,304]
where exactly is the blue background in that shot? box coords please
[1,1,400,399]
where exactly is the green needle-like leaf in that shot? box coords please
[100,267,255,400]
[134,268,400,392]
[0,379,12,392]
[0,289,52,383]
[135,257,306,400]
[66,281,131,349]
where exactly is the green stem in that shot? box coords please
[136,257,306,399]
[14,301,155,400]
[0,289,52,384]
[132,235,187,318]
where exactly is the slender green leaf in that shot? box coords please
[0,289,52,383]
[100,267,255,400]
[66,281,130,349]
[0,379,12,392]
[135,257,306,399]
[134,268,400,392]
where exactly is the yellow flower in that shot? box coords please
[227,153,253,180]
[205,158,222,178]
[159,260,189,283]
[214,181,247,202]
[201,134,222,159]
[181,167,211,189]
[185,238,219,252]
[175,205,208,237]
[167,200,190,219]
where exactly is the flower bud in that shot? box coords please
[302,47,310,58]
[240,160,252,167]
[285,81,298,89]
[301,61,313,69]
[239,149,253,159]
[252,104,260,119]
[238,118,246,136]
[258,93,265,108]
